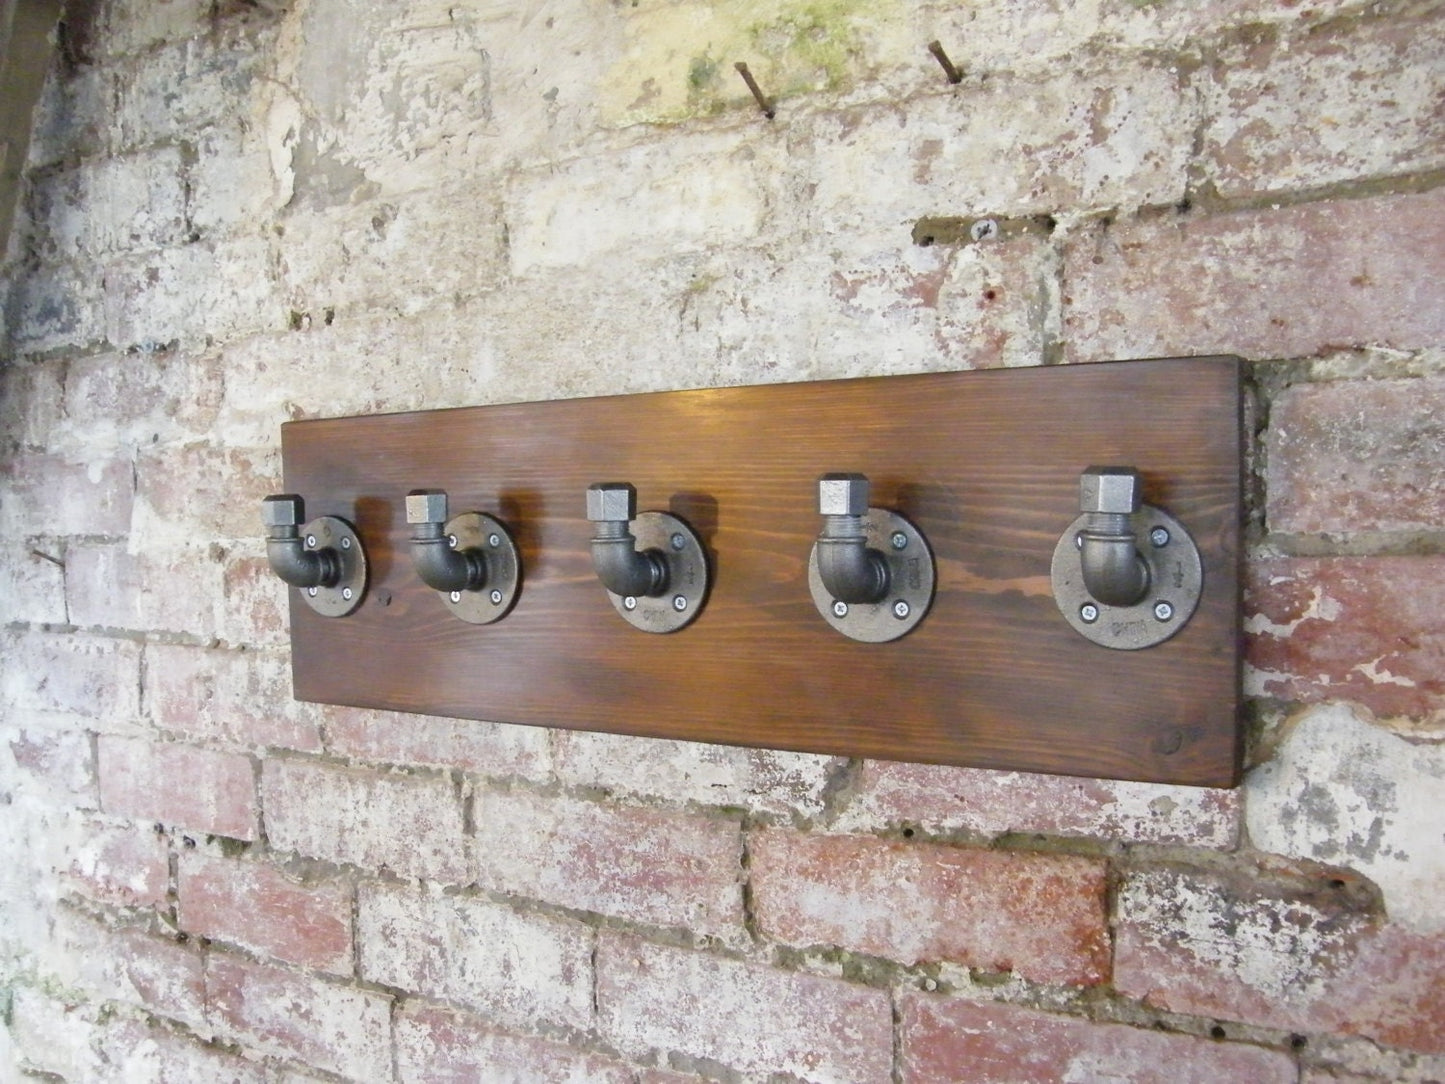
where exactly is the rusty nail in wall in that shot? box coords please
[927,40,963,84]
[734,62,775,119]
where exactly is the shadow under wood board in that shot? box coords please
[281,356,1244,787]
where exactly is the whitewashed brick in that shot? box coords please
[553,729,837,818]
[805,57,1193,230]
[188,123,277,238]
[0,360,64,449]
[132,443,280,549]
[7,988,101,1081]
[66,541,225,636]
[116,36,273,153]
[29,147,188,261]
[1247,704,1445,935]
[61,347,224,451]
[832,761,1240,848]
[103,235,282,351]
[0,723,95,806]
[262,758,469,882]
[146,643,321,753]
[0,540,68,625]
[507,130,768,274]
[0,452,134,539]
[278,184,508,317]
[358,881,595,1031]
[84,0,212,59]
[0,631,142,724]
[599,934,892,1081]
[2,265,105,354]
[473,787,746,940]
[1203,15,1445,198]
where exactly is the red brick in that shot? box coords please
[1,632,141,723]
[1246,556,1445,723]
[204,954,391,1079]
[1063,190,1445,362]
[472,787,744,940]
[0,453,134,537]
[834,760,1239,847]
[358,882,595,1031]
[899,995,1297,1084]
[147,643,322,752]
[751,830,1109,986]
[65,816,169,908]
[395,1003,634,1084]
[5,725,95,803]
[1266,376,1445,535]
[598,933,893,1082]
[262,758,468,882]
[1115,866,1445,1054]
[323,705,549,779]
[552,728,836,817]
[178,853,352,973]
[1203,14,1445,198]
[66,542,224,636]
[98,736,257,840]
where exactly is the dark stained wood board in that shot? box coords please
[282,357,1244,787]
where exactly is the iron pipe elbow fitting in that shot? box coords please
[265,526,341,589]
[590,520,669,598]
[1078,515,1151,608]
[815,517,890,604]
[410,520,487,594]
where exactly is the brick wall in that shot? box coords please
[1,0,1442,1081]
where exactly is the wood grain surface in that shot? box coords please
[281,357,1244,786]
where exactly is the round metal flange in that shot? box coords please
[436,512,521,624]
[808,509,935,643]
[604,511,709,634]
[1050,504,1202,650]
[299,515,367,617]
